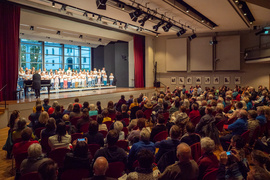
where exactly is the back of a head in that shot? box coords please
[236,102,243,109]
[21,127,33,141]
[170,125,181,139]
[192,103,198,110]
[137,118,146,130]
[28,143,42,158]
[96,114,104,124]
[102,109,109,117]
[88,121,98,134]
[121,95,125,100]
[73,104,80,113]
[52,101,59,109]
[206,106,213,115]
[248,110,257,119]
[83,102,89,109]
[250,166,270,180]
[157,114,165,124]
[177,143,191,162]
[138,149,154,169]
[54,105,61,113]
[121,104,127,112]
[44,98,49,105]
[136,110,144,119]
[107,130,119,146]
[74,141,88,158]
[180,106,186,113]
[74,98,79,103]
[36,105,43,112]
[17,118,27,130]
[239,110,248,120]
[115,112,123,120]
[93,157,109,176]
[36,99,42,106]
[163,102,168,110]
[39,111,49,124]
[89,104,95,111]
[114,121,123,133]
[38,159,58,180]
[200,137,215,153]
[140,128,150,142]
[186,122,195,134]
[56,122,66,137]
[46,118,56,131]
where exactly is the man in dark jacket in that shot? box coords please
[32,72,41,98]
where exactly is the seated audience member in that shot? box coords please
[150,115,167,142]
[97,115,108,132]
[220,110,248,151]
[49,105,63,123]
[170,106,189,124]
[180,122,201,146]
[127,149,160,180]
[195,107,215,135]
[110,112,126,130]
[137,93,144,104]
[126,95,134,109]
[94,130,127,164]
[153,98,163,112]
[210,100,218,112]
[128,118,146,144]
[69,104,83,120]
[189,103,200,121]
[256,106,267,125]
[169,99,180,117]
[48,101,59,115]
[91,157,115,180]
[227,102,243,119]
[129,98,139,110]
[199,100,207,117]
[158,143,199,180]
[62,114,71,126]
[107,101,116,115]
[155,125,181,162]
[121,104,129,119]
[215,105,225,122]
[38,159,58,180]
[113,121,125,140]
[102,109,112,123]
[182,99,190,111]
[83,121,104,147]
[142,100,153,112]
[34,111,49,131]
[43,98,51,112]
[12,118,27,142]
[128,128,155,170]
[33,99,45,113]
[246,166,270,180]
[13,128,39,157]
[89,104,98,117]
[243,97,252,111]
[251,150,270,171]
[77,108,91,132]
[29,105,42,128]
[128,110,144,131]
[48,122,71,150]
[151,95,157,105]
[20,143,49,175]
[73,98,82,108]
[63,103,73,115]
[82,101,90,111]
[164,95,171,107]
[96,101,103,115]
[197,137,219,180]
[64,140,91,170]
[247,110,260,140]
[41,118,56,139]
[116,95,127,112]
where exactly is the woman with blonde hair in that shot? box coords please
[129,98,139,110]
[34,111,49,131]
[48,101,59,115]
[63,103,73,115]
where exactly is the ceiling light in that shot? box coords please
[201,19,205,23]
[156,33,159,37]
[162,22,173,32]
[83,12,88,17]
[124,23,128,29]
[176,28,186,37]
[243,13,247,16]
[113,21,117,25]
[97,15,102,21]
[235,0,238,3]
[98,38,102,42]
[56,31,60,35]
[129,9,143,22]
[188,33,197,41]
[30,26,34,30]
[96,0,107,10]
[250,22,253,25]
[52,2,55,7]
[186,8,189,13]
[153,20,165,31]
[79,35,83,39]
[61,4,66,11]
[138,14,151,27]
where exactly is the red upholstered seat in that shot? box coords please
[226,117,237,125]
[88,144,100,157]
[105,162,125,179]
[70,116,82,126]
[216,119,226,132]
[115,140,129,151]
[20,172,41,180]
[80,123,89,133]
[48,148,70,168]
[34,127,45,139]
[122,127,128,138]
[40,137,51,154]
[90,115,97,120]
[108,113,116,121]
[143,109,152,120]
[224,104,232,113]
[99,130,108,138]
[190,142,202,162]
[61,169,90,180]
[241,130,250,144]
[202,168,218,180]
[122,118,130,126]
[71,133,83,143]
[190,116,201,127]
[104,121,113,130]
[163,112,169,123]
[153,131,168,142]
[14,151,28,169]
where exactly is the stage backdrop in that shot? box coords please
[0,2,20,101]
[92,41,129,87]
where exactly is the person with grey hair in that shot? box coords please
[89,104,98,117]
[91,157,115,180]
[20,143,49,175]
[197,137,219,180]
[114,121,125,140]
[158,143,199,180]
[128,128,155,171]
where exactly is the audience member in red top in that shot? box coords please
[116,95,127,112]
[189,103,200,120]
[48,101,59,115]
[197,137,219,180]
[13,128,39,157]
[73,98,82,108]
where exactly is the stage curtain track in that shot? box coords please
[0,1,20,101]
[133,35,145,88]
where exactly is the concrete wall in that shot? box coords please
[153,31,270,90]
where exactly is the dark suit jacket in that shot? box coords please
[32,73,41,89]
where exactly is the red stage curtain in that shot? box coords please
[0,2,20,101]
[133,35,144,88]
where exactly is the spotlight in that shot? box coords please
[129,9,143,22]
[56,31,61,35]
[138,14,151,27]
[97,15,102,21]
[118,3,125,10]
[188,33,197,41]
[124,23,128,29]
[79,35,83,39]
[255,29,266,36]
[92,14,95,17]
[176,28,186,37]
[201,19,205,23]
[61,4,66,11]
[156,33,159,37]
[98,38,102,42]
[52,2,55,7]
[30,26,34,30]
[209,40,218,45]
[113,21,117,25]
[243,13,247,16]
[153,20,165,31]
[162,22,173,32]
[186,8,189,13]
[83,12,88,17]
[96,0,107,10]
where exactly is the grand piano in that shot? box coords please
[24,80,52,96]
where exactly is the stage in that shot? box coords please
[0,87,157,128]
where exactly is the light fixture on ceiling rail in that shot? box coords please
[124,23,128,29]
[153,20,165,31]
[60,4,66,11]
[188,32,197,41]
[138,14,151,27]
[56,31,61,35]
[118,3,125,10]
[156,33,159,37]
[162,22,173,32]
[79,35,83,39]
[30,26,34,30]
[129,8,143,22]
[176,28,186,37]
[83,12,88,17]
[113,20,117,25]
[52,2,55,7]
[97,15,102,21]
[231,0,255,27]
[96,0,107,10]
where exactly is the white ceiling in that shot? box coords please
[8,0,270,45]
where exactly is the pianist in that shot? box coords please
[33,71,41,99]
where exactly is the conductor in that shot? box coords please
[32,71,41,98]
